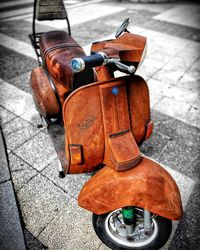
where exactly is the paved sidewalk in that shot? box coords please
[0,0,200,249]
[0,129,26,250]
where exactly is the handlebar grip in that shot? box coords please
[71,53,105,73]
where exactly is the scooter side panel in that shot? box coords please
[128,75,151,144]
[63,83,105,174]
[31,66,60,118]
[78,157,183,220]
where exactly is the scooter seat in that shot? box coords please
[39,31,94,90]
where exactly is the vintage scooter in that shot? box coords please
[29,1,183,249]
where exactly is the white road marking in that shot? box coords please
[0,7,33,20]
[63,0,106,9]
[0,79,40,125]
[0,0,106,21]
[0,0,33,9]
[25,3,125,28]
[154,4,200,29]
[0,33,36,60]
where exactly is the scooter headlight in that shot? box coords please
[71,58,85,73]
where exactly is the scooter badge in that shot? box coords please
[112,86,119,95]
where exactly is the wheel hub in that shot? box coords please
[105,208,158,248]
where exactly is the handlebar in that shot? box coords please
[71,53,106,73]
[71,52,135,74]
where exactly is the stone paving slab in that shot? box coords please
[17,173,72,237]
[0,181,26,250]
[185,106,200,129]
[0,106,16,126]
[154,97,191,122]
[140,130,169,160]
[158,137,200,179]
[42,158,91,199]
[38,198,101,250]
[169,181,200,249]
[179,57,200,89]
[151,109,198,141]
[153,54,199,85]
[14,131,57,172]
[8,152,38,191]
[147,78,198,102]
[147,77,198,125]
[2,116,41,151]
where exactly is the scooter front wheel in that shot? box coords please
[93,208,172,250]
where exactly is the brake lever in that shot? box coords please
[105,58,135,74]
[114,61,135,74]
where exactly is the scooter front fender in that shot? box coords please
[78,157,183,220]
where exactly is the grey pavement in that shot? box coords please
[0,0,200,249]
[0,129,26,250]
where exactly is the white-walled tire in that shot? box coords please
[93,208,172,250]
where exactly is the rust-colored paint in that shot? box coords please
[51,76,71,106]
[30,67,60,118]
[39,31,95,101]
[99,81,141,170]
[63,75,151,174]
[40,31,81,89]
[91,32,146,78]
[95,66,114,82]
[128,75,151,144]
[63,81,104,174]
[78,156,183,220]
[145,120,154,140]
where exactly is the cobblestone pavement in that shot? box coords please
[0,0,200,249]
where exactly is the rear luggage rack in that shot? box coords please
[29,32,43,65]
[29,0,71,65]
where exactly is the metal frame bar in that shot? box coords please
[29,0,71,65]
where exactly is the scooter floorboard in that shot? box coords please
[47,120,68,176]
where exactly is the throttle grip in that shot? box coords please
[71,53,105,73]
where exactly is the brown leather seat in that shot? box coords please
[39,31,94,90]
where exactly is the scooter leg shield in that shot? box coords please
[78,156,183,221]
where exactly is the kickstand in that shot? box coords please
[58,160,65,178]
[37,114,48,128]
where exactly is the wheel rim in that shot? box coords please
[104,208,158,248]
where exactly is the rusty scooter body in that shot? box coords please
[29,1,183,249]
